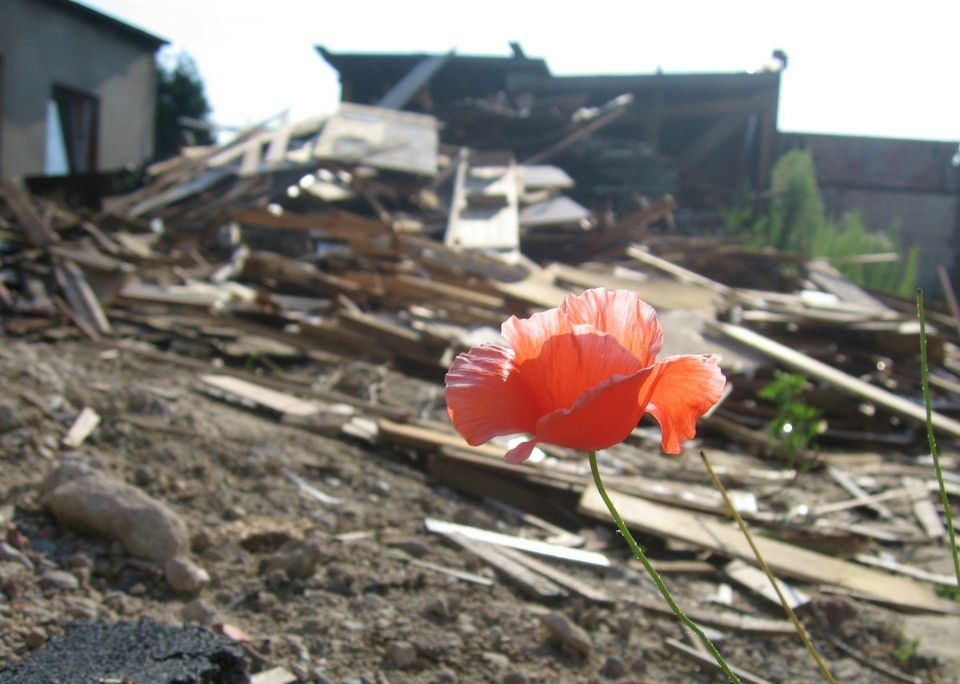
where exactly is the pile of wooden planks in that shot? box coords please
[3,104,960,673]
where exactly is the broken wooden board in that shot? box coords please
[313,102,438,176]
[807,483,917,518]
[712,321,960,441]
[283,469,342,505]
[49,245,134,274]
[428,447,584,524]
[905,477,946,540]
[828,466,898,520]
[723,559,810,609]
[241,251,361,297]
[492,545,613,604]
[231,207,389,241]
[444,150,520,254]
[0,179,58,246]
[441,532,567,601]
[389,274,505,310]
[665,638,773,684]
[337,309,448,366]
[117,282,229,308]
[424,518,609,567]
[380,419,588,499]
[630,596,795,636]
[626,244,731,295]
[382,549,495,587]
[198,374,322,418]
[54,259,112,335]
[578,487,949,613]
[853,554,959,587]
[62,407,101,448]
[806,259,894,314]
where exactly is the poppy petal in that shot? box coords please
[504,439,537,464]
[501,305,574,366]
[533,365,661,451]
[445,344,539,446]
[643,354,725,454]
[560,288,663,366]
[515,329,646,415]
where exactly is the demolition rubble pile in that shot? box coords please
[1,103,960,682]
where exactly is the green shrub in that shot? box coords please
[720,150,918,296]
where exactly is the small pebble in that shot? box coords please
[40,570,80,591]
[601,655,627,679]
[164,557,210,594]
[68,552,94,570]
[425,596,451,620]
[386,640,417,669]
[65,597,99,620]
[25,629,47,649]
[0,542,33,571]
[482,652,510,670]
[539,611,593,657]
[181,598,218,625]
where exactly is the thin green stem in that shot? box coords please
[588,451,741,684]
[700,451,836,684]
[917,288,960,599]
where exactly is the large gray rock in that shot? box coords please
[44,464,189,562]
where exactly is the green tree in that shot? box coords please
[154,53,214,160]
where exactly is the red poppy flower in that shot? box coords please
[445,288,725,464]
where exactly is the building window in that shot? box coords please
[45,85,99,175]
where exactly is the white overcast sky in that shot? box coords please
[78,0,959,142]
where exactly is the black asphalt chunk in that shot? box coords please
[0,618,249,683]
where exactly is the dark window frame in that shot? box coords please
[50,83,100,173]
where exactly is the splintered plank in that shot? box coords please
[231,207,388,240]
[665,638,773,684]
[54,259,112,335]
[578,487,948,613]
[442,533,567,601]
[630,596,795,636]
[0,179,58,246]
[403,558,494,587]
[713,321,960,441]
[493,545,613,604]
[723,560,810,609]
[199,374,321,417]
[379,419,586,488]
[62,407,101,448]
[905,477,946,540]
[626,244,731,295]
[424,519,609,567]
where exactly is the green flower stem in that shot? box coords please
[700,451,836,684]
[587,451,741,684]
[917,289,960,598]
